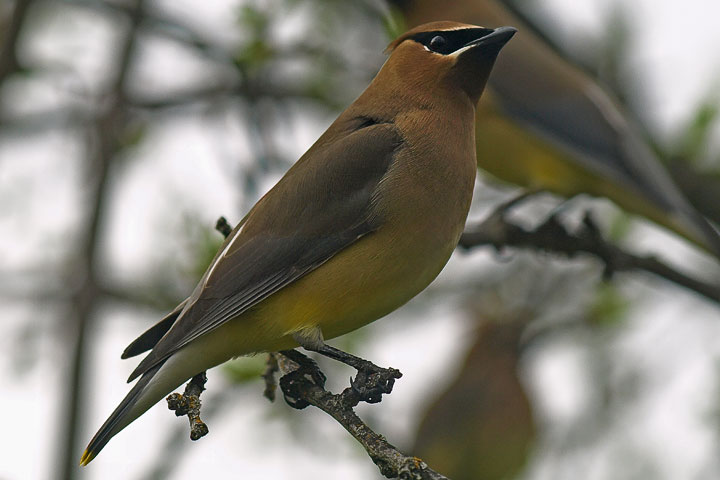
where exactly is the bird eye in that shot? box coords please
[428,35,446,52]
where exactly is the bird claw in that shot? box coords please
[277,349,401,407]
[278,355,327,410]
[350,365,402,404]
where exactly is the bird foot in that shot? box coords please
[278,350,327,409]
[349,362,402,404]
[277,348,402,407]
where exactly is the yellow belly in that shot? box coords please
[181,221,461,367]
[257,220,460,341]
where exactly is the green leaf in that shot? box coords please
[588,282,629,327]
[676,101,719,166]
[223,355,267,383]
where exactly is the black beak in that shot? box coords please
[463,26,517,50]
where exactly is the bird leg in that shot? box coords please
[308,343,403,404]
[286,328,403,405]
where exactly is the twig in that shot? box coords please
[166,372,209,441]
[262,352,279,402]
[214,216,233,238]
[277,350,450,480]
[459,204,720,304]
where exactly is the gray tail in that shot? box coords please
[676,205,720,260]
[79,363,163,465]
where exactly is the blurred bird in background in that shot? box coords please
[393,0,720,257]
[413,311,535,480]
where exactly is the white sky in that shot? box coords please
[2,1,720,480]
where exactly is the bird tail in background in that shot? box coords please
[79,363,163,466]
[672,206,720,259]
[621,127,720,259]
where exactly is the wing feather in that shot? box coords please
[127,121,403,382]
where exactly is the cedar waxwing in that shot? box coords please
[395,0,720,257]
[79,21,517,465]
[413,318,534,480]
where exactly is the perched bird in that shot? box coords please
[413,318,535,480]
[395,0,720,257]
[80,21,517,465]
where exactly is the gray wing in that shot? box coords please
[127,121,402,382]
[488,27,720,254]
[489,61,675,210]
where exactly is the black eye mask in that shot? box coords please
[410,28,495,55]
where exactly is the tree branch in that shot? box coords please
[459,202,720,304]
[275,350,450,480]
[166,372,209,441]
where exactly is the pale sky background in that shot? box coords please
[2,1,720,480]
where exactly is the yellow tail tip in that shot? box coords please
[79,449,96,466]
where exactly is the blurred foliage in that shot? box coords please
[587,282,630,328]
[178,212,226,282]
[675,100,720,169]
[234,5,275,69]
[116,118,148,151]
[223,354,268,383]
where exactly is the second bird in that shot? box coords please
[80,21,517,464]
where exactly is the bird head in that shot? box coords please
[383,21,516,105]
